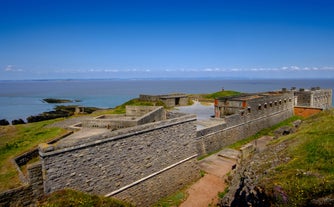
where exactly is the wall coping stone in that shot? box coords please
[196,109,291,140]
[39,114,197,157]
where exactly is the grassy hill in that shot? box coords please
[220,109,334,206]
[0,119,67,191]
[263,109,334,206]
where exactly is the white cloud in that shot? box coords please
[4,65,23,72]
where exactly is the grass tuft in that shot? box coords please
[37,189,133,207]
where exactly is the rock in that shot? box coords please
[12,119,26,125]
[0,119,10,126]
[218,140,290,207]
[274,126,294,138]
[292,119,302,128]
[43,98,74,103]
[311,194,334,207]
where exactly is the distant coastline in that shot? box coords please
[1,79,333,122]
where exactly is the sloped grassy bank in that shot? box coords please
[220,109,334,207]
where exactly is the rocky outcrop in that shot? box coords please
[219,140,291,207]
[218,121,302,206]
[26,105,101,123]
[0,119,10,126]
[12,119,26,125]
[42,98,81,103]
[27,110,71,123]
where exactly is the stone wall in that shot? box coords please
[139,94,188,107]
[295,88,332,109]
[0,162,43,207]
[215,91,294,119]
[81,106,165,130]
[160,96,188,107]
[197,92,294,156]
[39,114,198,206]
[112,156,200,206]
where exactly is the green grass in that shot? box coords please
[190,90,241,103]
[218,187,229,199]
[152,190,187,207]
[111,98,167,114]
[203,90,241,100]
[37,189,133,207]
[260,110,334,206]
[0,119,67,191]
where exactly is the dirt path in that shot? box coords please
[180,136,274,207]
[180,150,238,207]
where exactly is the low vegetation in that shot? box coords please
[37,189,133,207]
[152,189,187,207]
[0,119,67,191]
[261,109,334,206]
[189,90,241,102]
[202,90,242,100]
[110,98,167,114]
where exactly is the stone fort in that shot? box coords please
[0,87,332,206]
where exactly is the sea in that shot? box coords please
[1,79,333,122]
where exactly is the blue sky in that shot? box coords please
[1,0,334,80]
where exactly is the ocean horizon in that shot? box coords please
[1,78,333,122]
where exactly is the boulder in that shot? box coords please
[12,119,26,125]
[0,119,10,126]
[274,126,294,138]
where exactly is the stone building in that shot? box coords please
[214,90,294,118]
[294,87,332,109]
[139,93,188,107]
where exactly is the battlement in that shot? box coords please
[214,90,294,118]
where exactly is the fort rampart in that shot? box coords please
[2,89,331,206]
[197,92,294,156]
[0,162,43,207]
[39,113,199,206]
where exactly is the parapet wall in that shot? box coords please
[295,88,332,109]
[196,108,293,156]
[81,106,165,130]
[39,114,199,206]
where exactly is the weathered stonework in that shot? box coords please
[39,113,198,206]
[197,90,294,156]
[4,88,330,206]
[0,162,43,207]
[294,88,332,109]
[139,94,188,107]
[81,106,165,129]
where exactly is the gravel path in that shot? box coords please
[47,116,90,128]
[175,101,214,120]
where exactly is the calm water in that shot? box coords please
[1,79,333,121]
